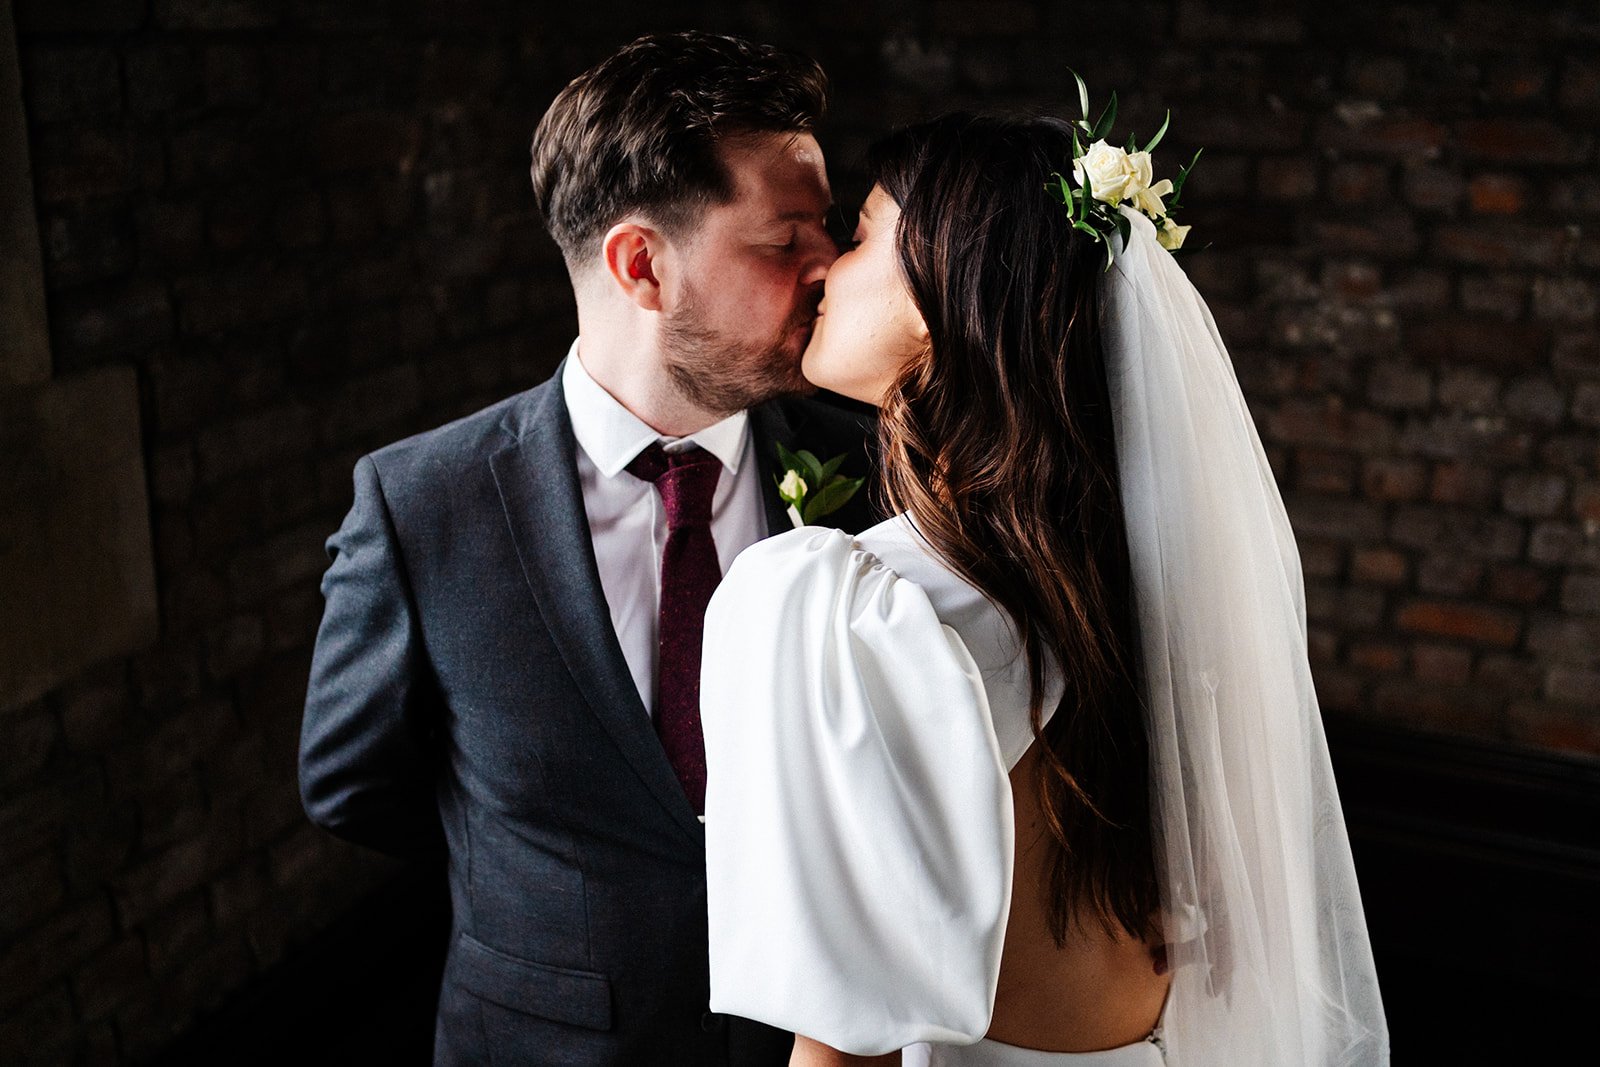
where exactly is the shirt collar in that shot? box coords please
[562,339,749,479]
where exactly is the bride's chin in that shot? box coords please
[799,341,828,391]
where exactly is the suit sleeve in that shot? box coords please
[299,454,446,858]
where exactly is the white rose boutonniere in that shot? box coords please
[775,442,864,529]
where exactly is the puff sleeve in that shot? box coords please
[700,527,1014,1055]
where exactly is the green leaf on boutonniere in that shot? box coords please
[1070,66,1090,123]
[803,476,865,526]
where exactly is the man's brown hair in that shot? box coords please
[529,32,828,270]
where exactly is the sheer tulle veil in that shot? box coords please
[1102,207,1389,1064]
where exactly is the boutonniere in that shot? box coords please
[774,441,865,529]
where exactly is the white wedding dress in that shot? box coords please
[701,514,1163,1065]
[700,208,1387,1065]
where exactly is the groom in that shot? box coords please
[299,32,875,1066]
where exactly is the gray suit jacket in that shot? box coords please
[300,365,876,1066]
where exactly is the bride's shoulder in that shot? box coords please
[720,522,897,606]
[725,516,924,586]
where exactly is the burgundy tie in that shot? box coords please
[626,442,724,815]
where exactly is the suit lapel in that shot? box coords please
[749,400,801,537]
[489,375,702,840]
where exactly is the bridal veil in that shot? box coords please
[1105,206,1388,1064]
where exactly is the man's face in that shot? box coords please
[659,131,837,414]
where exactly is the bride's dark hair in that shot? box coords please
[869,112,1159,944]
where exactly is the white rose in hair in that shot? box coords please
[1132,177,1174,218]
[1073,140,1133,203]
[1125,150,1154,196]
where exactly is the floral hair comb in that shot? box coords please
[1045,69,1202,268]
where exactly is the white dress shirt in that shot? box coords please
[561,340,768,717]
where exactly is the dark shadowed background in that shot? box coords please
[2,1,1597,1064]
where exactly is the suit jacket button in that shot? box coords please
[701,1011,723,1032]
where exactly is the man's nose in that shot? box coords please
[801,234,837,286]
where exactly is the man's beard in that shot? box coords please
[660,289,818,416]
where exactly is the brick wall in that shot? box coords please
[2,1,1596,1062]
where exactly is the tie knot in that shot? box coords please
[626,443,723,530]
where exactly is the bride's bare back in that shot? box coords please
[987,744,1171,1053]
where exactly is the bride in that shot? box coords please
[699,112,1389,1065]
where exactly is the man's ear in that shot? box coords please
[601,222,664,311]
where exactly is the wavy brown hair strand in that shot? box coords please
[869,114,1159,945]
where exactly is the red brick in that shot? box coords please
[1298,539,1345,580]
[1562,573,1600,615]
[1308,626,1339,667]
[1328,161,1391,204]
[1547,666,1600,704]
[1575,483,1600,525]
[1367,362,1432,410]
[1268,399,1396,454]
[1285,494,1385,543]
[1458,118,1585,165]
[1477,654,1543,697]
[1400,164,1464,212]
[1311,667,1366,715]
[1575,382,1600,427]
[1504,377,1567,425]
[1351,547,1409,586]
[1507,700,1600,757]
[1407,317,1551,369]
[1533,277,1597,324]
[1502,472,1568,518]
[1345,55,1407,99]
[1417,556,1486,597]
[1412,643,1474,685]
[1485,57,1550,103]
[1459,274,1528,320]
[1525,615,1600,664]
[1489,564,1552,605]
[1348,641,1405,674]
[1429,461,1497,506]
[1468,174,1526,215]
[1258,157,1318,200]
[1433,223,1572,270]
[1295,449,1357,494]
[1308,215,1420,259]
[1322,260,1382,300]
[1319,116,1448,159]
[1396,600,1521,646]
[1361,458,1427,501]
